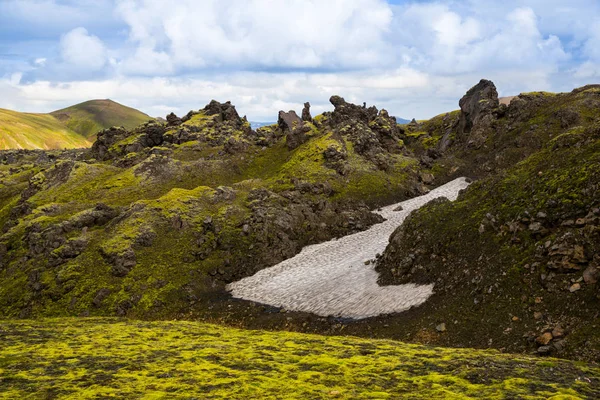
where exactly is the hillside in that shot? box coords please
[0,82,599,363]
[0,109,91,150]
[50,99,151,140]
[1,318,598,399]
[376,82,600,360]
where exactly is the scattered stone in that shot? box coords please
[534,312,543,320]
[512,316,519,322]
[583,266,599,284]
[529,222,543,232]
[436,323,446,332]
[551,325,565,338]
[537,345,553,355]
[536,332,553,345]
[419,172,434,185]
[572,245,587,263]
[569,283,581,292]
[92,288,111,307]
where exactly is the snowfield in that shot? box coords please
[227,177,470,319]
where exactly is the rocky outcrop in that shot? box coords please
[456,79,499,147]
[278,110,302,133]
[166,112,182,127]
[329,96,378,125]
[324,96,404,163]
[302,102,312,122]
[278,110,307,150]
[458,79,499,134]
[204,100,245,128]
[90,127,129,160]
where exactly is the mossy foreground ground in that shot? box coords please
[0,319,598,399]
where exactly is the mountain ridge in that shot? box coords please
[0,99,151,150]
[50,99,151,140]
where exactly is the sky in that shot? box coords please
[0,0,599,121]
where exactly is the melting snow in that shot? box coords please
[227,177,470,319]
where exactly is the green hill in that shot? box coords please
[0,109,91,150]
[50,99,151,140]
[1,318,597,399]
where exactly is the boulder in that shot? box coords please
[278,110,308,150]
[287,122,311,150]
[278,110,302,133]
[457,79,499,137]
[583,265,599,284]
[166,112,182,127]
[329,95,378,125]
[204,100,243,126]
[302,102,312,122]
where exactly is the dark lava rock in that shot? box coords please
[166,112,182,127]
[458,79,499,136]
[90,126,128,160]
[204,100,243,127]
[302,102,312,122]
[278,110,302,134]
[329,95,378,125]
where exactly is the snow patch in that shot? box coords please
[227,177,470,319]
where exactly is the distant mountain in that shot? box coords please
[0,108,91,150]
[250,121,275,129]
[395,117,411,124]
[51,99,151,140]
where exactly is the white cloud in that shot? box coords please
[115,0,394,73]
[3,1,600,121]
[0,68,433,121]
[60,27,108,70]
[391,4,568,75]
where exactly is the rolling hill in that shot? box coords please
[0,108,91,150]
[0,99,152,150]
[50,99,151,140]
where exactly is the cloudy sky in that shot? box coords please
[1,0,599,121]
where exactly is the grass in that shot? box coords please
[0,109,91,150]
[50,99,151,140]
[0,318,597,399]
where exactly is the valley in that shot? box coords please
[0,80,599,398]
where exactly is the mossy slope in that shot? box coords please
[50,99,151,140]
[0,109,91,150]
[1,318,598,399]
[377,107,600,360]
[0,100,420,321]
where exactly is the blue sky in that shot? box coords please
[1,0,599,120]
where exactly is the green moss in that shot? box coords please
[521,91,557,97]
[50,99,151,140]
[0,318,597,399]
[0,108,91,150]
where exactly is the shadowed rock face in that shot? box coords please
[302,102,312,122]
[458,79,499,136]
[166,112,182,127]
[203,100,244,128]
[278,110,302,133]
[278,110,307,150]
[329,95,379,125]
